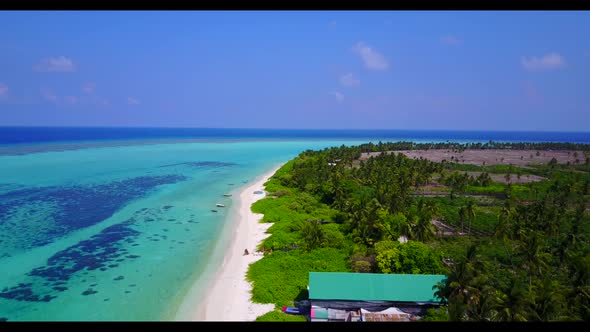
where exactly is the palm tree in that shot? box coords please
[466,285,500,321]
[349,197,382,246]
[518,230,551,287]
[465,200,477,238]
[496,277,532,321]
[413,215,436,242]
[435,244,484,321]
[423,200,439,220]
[495,205,512,239]
[398,213,413,240]
[496,205,515,268]
[458,206,466,234]
[558,201,588,264]
[530,277,567,321]
[434,259,471,321]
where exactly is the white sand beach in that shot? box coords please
[188,166,281,321]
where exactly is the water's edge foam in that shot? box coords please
[170,163,284,321]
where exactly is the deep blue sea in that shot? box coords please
[2,127,590,146]
[0,127,588,321]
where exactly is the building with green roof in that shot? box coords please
[307,272,447,319]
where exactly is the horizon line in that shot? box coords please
[1,125,589,134]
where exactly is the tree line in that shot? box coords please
[250,142,589,321]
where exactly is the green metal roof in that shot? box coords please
[308,272,446,303]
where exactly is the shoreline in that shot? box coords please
[175,164,282,321]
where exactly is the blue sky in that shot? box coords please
[0,11,588,131]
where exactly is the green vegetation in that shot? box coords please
[247,142,590,321]
[255,310,307,322]
[375,240,445,274]
[247,248,350,307]
[421,307,450,321]
[352,140,590,153]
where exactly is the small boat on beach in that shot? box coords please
[282,306,301,315]
[216,203,225,207]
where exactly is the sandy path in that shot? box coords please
[189,166,280,321]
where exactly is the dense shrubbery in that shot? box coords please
[255,310,307,322]
[247,248,350,307]
[374,240,445,274]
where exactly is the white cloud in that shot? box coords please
[331,91,344,102]
[127,97,140,105]
[340,73,360,87]
[352,42,390,70]
[440,35,462,45]
[34,56,76,72]
[0,83,8,97]
[40,88,58,103]
[82,82,96,93]
[521,53,566,72]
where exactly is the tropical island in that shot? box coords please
[245,141,590,321]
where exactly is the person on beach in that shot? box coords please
[244,249,249,255]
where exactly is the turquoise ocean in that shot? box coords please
[1,128,588,321]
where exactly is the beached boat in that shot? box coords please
[282,306,301,315]
[216,203,225,207]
